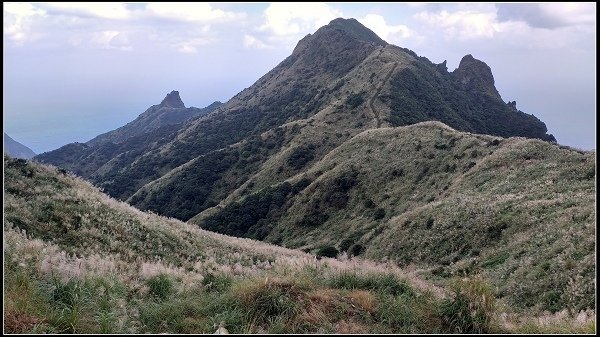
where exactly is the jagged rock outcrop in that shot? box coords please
[452,54,501,99]
[160,90,186,108]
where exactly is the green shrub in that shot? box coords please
[316,246,339,258]
[287,145,315,170]
[146,274,174,301]
[52,279,82,308]
[236,278,303,326]
[425,217,434,229]
[339,238,355,252]
[391,168,404,177]
[439,277,496,333]
[346,92,365,108]
[376,295,418,332]
[49,278,92,333]
[349,244,365,257]
[139,296,205,333]
[373,208,386,220]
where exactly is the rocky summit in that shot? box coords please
[159,90,186,109]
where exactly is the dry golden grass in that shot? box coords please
[4,155,595,333]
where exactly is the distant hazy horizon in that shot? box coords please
[4,3,596,153]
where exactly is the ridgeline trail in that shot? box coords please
[370,61,398,128]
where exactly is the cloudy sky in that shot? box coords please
[4,2,596,153]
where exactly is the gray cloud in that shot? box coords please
[497,3,595,29]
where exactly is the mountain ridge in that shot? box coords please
[86,91,220,146]
[37,17,557,222]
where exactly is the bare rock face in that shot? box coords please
[160,90,186,108]
[453,54,501,99]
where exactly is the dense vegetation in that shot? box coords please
[129,127,292,220]
[4,156,594,333]
[202,178,312,239]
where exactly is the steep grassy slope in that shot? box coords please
[2,156,425,333]
[4,156,594,334]
[193,122,595,313]
[63,18,386,203]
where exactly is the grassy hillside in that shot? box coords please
[193,122,595,313]
[4,156,594,334]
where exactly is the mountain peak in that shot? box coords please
[160,90,185,108]
[453,54,501,99]
[324,17,387,46]
[288,17,387,71]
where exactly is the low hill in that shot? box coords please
[192,122,595,313]
[4,133,36,159]
[4,156,593,334]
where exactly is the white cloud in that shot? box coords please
[175,37,212,54]
[145,3,245,23]
[415,9,499,40]
[178,44,198,54]
[244,34,270,49]
[413,4,595,51]
[537,3,595,27]
[359,14,411,42]
[260,3,342,36]
[94,30,130,50]
[4,2,44,16]
[3,3,46,44]
[41,2,131,19]
[496,3,595,29]
[68,30,132,50]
